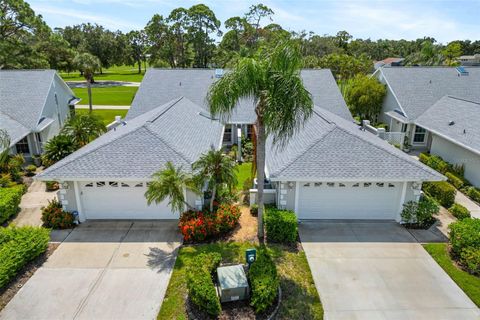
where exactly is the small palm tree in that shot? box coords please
[73,53,101,113]
[145,162,196,214]
[208,42,313,238]
[62,114,106,147]
[192,148,237,212]
[41,134,77,167]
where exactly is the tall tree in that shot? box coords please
[245,3,274,46]
[73,53,101,113]
[208,42,313,238]
[145,14,176,67]
[125,30,148,73]
[343,74,386,122]
[192,148,237,212]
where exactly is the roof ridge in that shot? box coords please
[147,96,184,122]
[445,95,480,105]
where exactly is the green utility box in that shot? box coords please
[217,264,249,303]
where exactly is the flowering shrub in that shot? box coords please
[41,199,75,229]
[178,204,241,242]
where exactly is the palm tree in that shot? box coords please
[192,148,237,212]
[145,162,196,214]
[207,42,313,238]
[62,114,106,147]
[41,134,77,167]
[73,53,101,113]
[0,129,11,170]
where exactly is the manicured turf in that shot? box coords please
[60,65,146,82]
[75,109,128,126]
[72,86,138,106]
[423,243,480,307]
[236,162,253,190]
[157,242,323,319]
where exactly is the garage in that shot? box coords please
[79,181,179,220]
[297,182,403,220]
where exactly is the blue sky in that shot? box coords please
[29,0,480,43]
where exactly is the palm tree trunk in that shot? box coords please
[87,78,93,114]
[210,184,216,213]
[256,117,266,239]
[138,60,142,74]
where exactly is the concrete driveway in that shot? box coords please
[299,221,480,320]
[0,220,181,320]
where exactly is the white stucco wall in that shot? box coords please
[430,135,480,187]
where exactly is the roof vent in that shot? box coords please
[215,68,224,78]
[448,121,455,126]
[456,66,469,76]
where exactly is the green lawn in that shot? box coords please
[236,162,253,190]
[423,243,480,307]
[60,64,147,82]
[158,242,323,319]
[75,109,128,126]
[72,86,138,106]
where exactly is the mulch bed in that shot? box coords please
[0,243,59,311]
[403,217,437,230]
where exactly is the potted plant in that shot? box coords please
[403,136,411,153]
[32,154,42,166]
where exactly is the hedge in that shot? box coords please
[264,207,298,243]
[422,181,456,208]
[449,203,471,220]
[467,187,480,203]
[186,252,222,316]
[0,185,26,224]
[0,226,50,288]
[449,218,480,274]
[418,152,430,165]
[248,251,279,313]
[445,172,464,189]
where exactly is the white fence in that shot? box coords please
[362,120,405,147]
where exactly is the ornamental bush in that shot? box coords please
[445,172,464,189]
[216,204,241,234]
[467,187,480,203]
[0,226,50,288]
[41,199,75,229]
[25,164,37,177]
[449,203,471,220]
[422,181,456,208]
[426,155,451,174]
[248,251,279,313]
[264,207,298,243]
[418,152,430,165]
[401,195,439,227]
[449,218,480,274]
[250,204,259,216]
[0,185,26,224]
[187,252,222,316]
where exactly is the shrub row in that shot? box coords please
[0,185,26,224]
[449,203,471,220]
[467,187,480,203]
[248,251,279,313]
[186,252,222,316]
[178,204,241,242]
[41,199,75,229]
[445,172,464,189]
[0,226,50,288]
[449,218,480,275]
[422,181,456,208]
[264,207,297,244]
[419,153,452,174]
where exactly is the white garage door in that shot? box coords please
[298,182,402,220]
[80,181,179,219]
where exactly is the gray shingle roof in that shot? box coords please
[127,68,352,123]
[266,107,443,182]
[379,67,480,120]
[415,96,480,155]
[37,97,224,180]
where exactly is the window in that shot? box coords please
[223,126,232,143]
[413,126,426,143]
[352,183,360,187]
[109,182,118,187]
[15,137,30,154]
[327,182,335,187]
[339,183,346,187]
[388,183,395,188]
[314,182,322,187]
[146,182,152,187]
[121,182,130,187]
[96,182,105,187]
[303,183,311,187]
[401,123,408,133]
[135,182,143,187]
[85,182,93,187]
[364,182,372,187]
[376,183,384,187]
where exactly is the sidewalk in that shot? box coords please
[75,105,130,110]
[455,191,480,218]
[12,180,56,227]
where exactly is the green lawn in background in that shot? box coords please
[157,242,323,319]
[236,162,253,190]
[72,86,138,106]
[60,64,147,82]
[423,243,480,307]
[75,109,128,126]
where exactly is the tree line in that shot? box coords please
[1,0,479,79]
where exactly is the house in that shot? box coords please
[37,68,442,222]
[458,54,480,66]
[373,66,480,186]
[0,70,79,160]
[374,57,404,70]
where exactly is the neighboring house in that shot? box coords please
[0,70,79,159]
[37,97,224,221]
[127,68,353,146]
[458,54,480,66]
[374,57,404,70]
[37,68,442,222]
[374,66,480,186]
